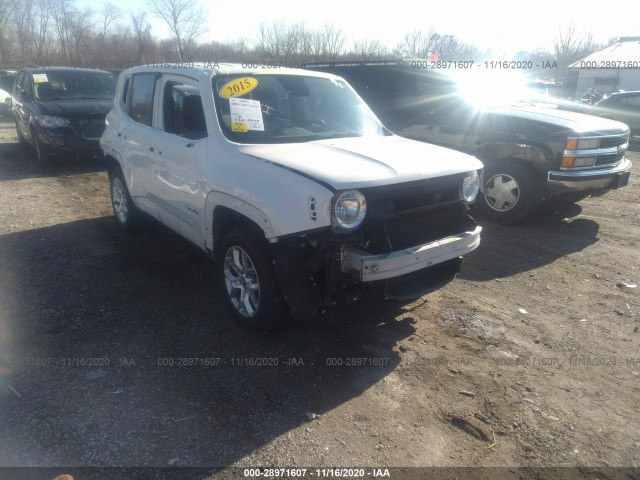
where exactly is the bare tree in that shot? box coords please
[307,24,344,63]
[68,7,94,66]
[553,22,602,75]
[0,0,13,64]
[31,0,52,64]
[130,9,152,64]
[146,0,207,62]
[396,29,437,58]
[350,39,388,60]
[50,0,77,63]
[98,3,121,39]
[257,21,286,60]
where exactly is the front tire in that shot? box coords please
[219,229,289,331]
[31,130,49,165]
[108,167,142,231]
[16,122,27,146]
[475,160,543,225]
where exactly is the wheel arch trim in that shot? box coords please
[205,191,277,254]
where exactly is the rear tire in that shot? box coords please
[108,167,142,231]
[219,228,289,331]
[475,160,543,225]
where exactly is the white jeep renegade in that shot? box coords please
[101,63,483,330]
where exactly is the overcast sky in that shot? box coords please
[78,0,640,55]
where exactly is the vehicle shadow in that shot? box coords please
[0,140,106,181]
[0,217,410,468]
[459,212,600,282]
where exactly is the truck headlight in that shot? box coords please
[461,170,480,203]
[332,190,366,231]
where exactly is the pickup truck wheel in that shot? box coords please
[109,168,141,231]
[476,161,542,225]
[219,229,289,331]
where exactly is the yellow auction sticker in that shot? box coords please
[231,122,248,132]
[219,77,258,99]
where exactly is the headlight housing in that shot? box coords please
[461,170,480,203]
[332,190,366,231]
[36,115,71,128]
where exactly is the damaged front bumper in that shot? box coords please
[341,226,482,282]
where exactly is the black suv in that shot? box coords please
[12,67,117,164]
[590,91,640,134]
[304,61,632,224]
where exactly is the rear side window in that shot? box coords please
[624,95,640,106]
[129,74,157,127]
[121,77,130,108]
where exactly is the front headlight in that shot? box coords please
[36,115,71,128]
[332,190,367,231]
[461,170,480,203]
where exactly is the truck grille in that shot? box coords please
[566,132,628,169]
[595,152,624,166]
[599,136,627,149]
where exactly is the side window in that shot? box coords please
[162,81,207,140]
[15,71,28,99]
[129,73,157,127]
[624,95,640,106]
[121,77,130,109]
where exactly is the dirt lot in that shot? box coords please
[0,118,639,477]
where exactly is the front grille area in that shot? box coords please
[72,117,106,139]
[599,136,627,149]
[384,203,467,251]
[362,173,465,215]
[595,151,624,166]
[359,174,468,254]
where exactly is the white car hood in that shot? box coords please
[239,135,483,191]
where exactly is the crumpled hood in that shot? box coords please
[38,99,113,116]
[239,135,483,190]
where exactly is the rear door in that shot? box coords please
[13,71,33,142]
[119,72,165,214]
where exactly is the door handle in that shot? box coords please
[149,146,154,152]
[186,143,195,148]
[117,132,121,137]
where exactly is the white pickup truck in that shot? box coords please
[101,64,483,330]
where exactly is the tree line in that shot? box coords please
[0,0,610,77]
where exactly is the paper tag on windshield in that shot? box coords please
[32,74,48,84]
[229,98,264,132]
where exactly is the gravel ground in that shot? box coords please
[0,118,638,478]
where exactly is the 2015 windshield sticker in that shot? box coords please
[219,77,258,99]
[32,73,48,84]
[229,98,264,132]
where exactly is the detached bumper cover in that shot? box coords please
[342,226,482,282]
[547,158,632,193]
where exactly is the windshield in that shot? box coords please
[32,70,116,100]
[212,74,386,144]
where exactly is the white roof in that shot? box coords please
[124,62,339,79]
[570,37,640,68]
